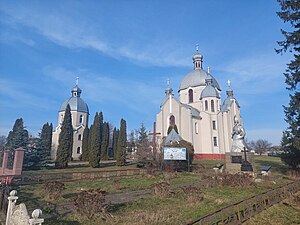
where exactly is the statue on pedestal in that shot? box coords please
[231,116,246,152]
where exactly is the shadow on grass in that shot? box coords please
[107,203,127,213]
[45,218,81,225]
[62,193,77,199]
[254,158,288,173]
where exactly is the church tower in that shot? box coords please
[51,79,89,160]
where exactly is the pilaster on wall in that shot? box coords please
[0,151,9,176]
[0,148,25,177]
[12,148,25,176]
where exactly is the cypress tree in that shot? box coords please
[55,105,73,168]
[100,122,109,160]
[89,112,101,167]
[81,126,89,161]
[112,128,119,160]
[36,122,53,167]
[116,119,127,166]
[277,0,300,168]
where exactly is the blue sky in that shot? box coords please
[0,0,292,145]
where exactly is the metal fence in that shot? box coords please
[187,179,300,225]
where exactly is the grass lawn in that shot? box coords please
[13,156,299,225]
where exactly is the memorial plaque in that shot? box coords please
[231,156,242,163]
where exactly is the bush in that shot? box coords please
[74,189,107,219]
[43,181,65,201]
[201,173,255,188]
[151,181,171,198]
[287,169,300,180]
[180,186,204,203]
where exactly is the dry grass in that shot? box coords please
[246,191,300,225]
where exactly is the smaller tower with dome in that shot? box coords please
[51,78,89,160]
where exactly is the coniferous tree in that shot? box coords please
[100,122,109,160]
[55,105,73,168]
[112,128,119,159]
[36,122,53,167]
[6,118,28,150]
[136,123,152,163]
[277,0,300,168]
[81,126,89,161]
[6,118,28,168]
[89,112,101,167]
[116,119,127,166]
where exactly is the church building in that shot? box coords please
[156,49,242,159]
[51,81,89,160]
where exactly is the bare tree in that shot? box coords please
[252,139,272,155]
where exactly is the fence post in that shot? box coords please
[5,190,18,225]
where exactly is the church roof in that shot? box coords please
[59,97,89,113]
[179,69,221,91]
[200,85,220,99]
[164,129,183,145]
[179,49,220,91]
[182,104,201,118]
[59,85,89,113]
[221,87,239,112]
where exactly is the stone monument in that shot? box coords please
[225,116,254,173]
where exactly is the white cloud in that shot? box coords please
[0,78,54,110]
[42,66,164,114]
[0,5,190,67]
[216,53,289,95]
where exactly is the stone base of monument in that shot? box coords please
[225,152,255,174]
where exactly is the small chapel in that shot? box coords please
[51,80,89,160]
[156,49,243,159]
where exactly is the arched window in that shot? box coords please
[79,115,83,124]
[205,100,208,111]
[188,89,193,103]
[211,100,215,112]
[77,147,81,154]
[78,134,82,141]
[169,115,175,126]
[195,122,199,134]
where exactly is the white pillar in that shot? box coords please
[29,209,44,225]
[6,190,18,225]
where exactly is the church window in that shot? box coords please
[169,115,175,126]
[195,122,199,134]
[188,89,193,103]
[78,134,82,141]
[212,121,216,130]
[79,115,83,124]
[77,147,81,154]
[205,100,208,111]
[211,100,215,112]
[213,137,218,146]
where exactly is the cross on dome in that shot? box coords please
[227,80,231,87]
[76,77,79,86]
